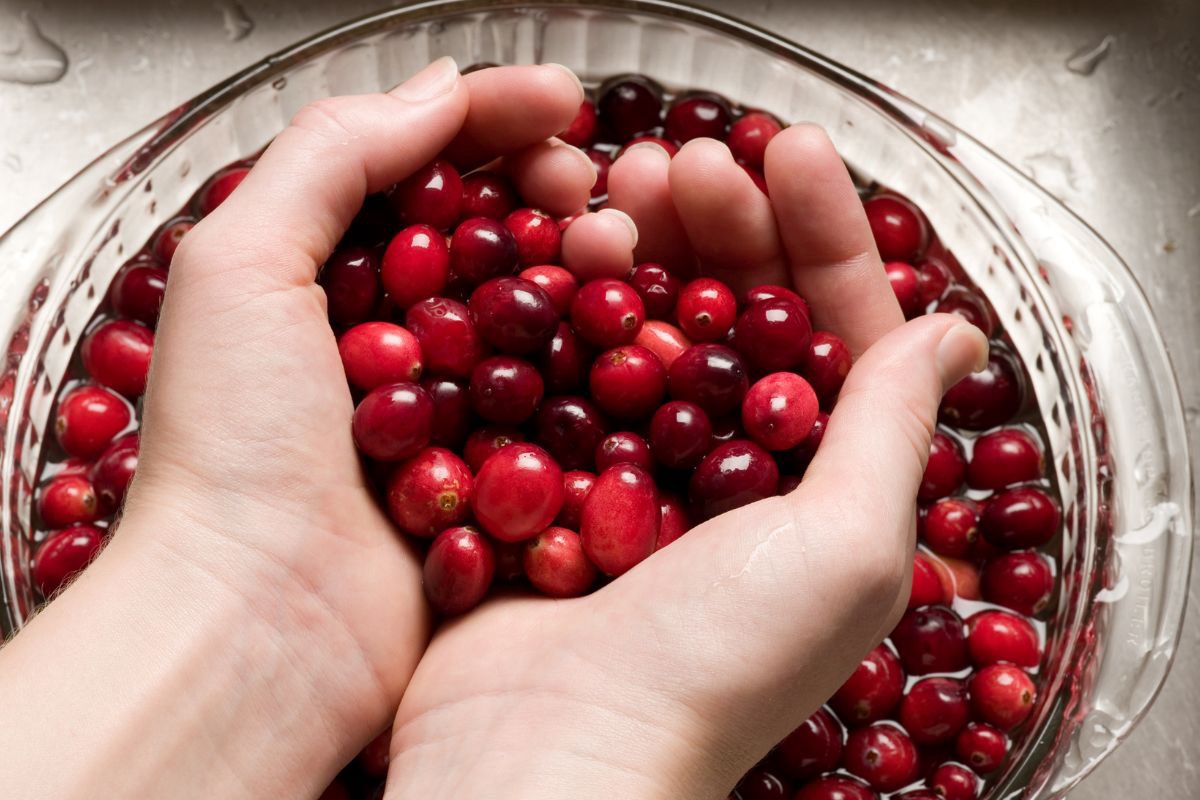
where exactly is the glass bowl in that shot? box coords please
[0,1,1191,797]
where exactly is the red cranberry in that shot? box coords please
[54,384,132,460]
[558,470,596,529]
[910,552,948,609]
[597,76,663,141]
[463,425,524,473]
[504,208,563,268]
[357,728,391,778]
[338,322,423,391]
[32,524,105,596]
[385,447,473,538]
[864,195,928,262]
[930,762,978,800]
[916,258,953,305]
[460,171,517,219]
[981,551,1054,616]
[586,148,614,197]
[655,492,690,549]
[423,526,494,615]
[920,498,980,558]
[650,400,713,469]
[581,463,659,576]
[743,285,810,315]
[955,723,1007,773]
[469,356,543,425]
[468,277,558,355]
[930,554,983,602]
[450,217,519,287]
[110,262,168,326]
[38,475,101,528]
[405,298,485,378]
[392,159,463,229]
[968,664,1036,730]
[668,344,749,417]
[980,486,1060,549]
[728,111,782,169]
[422,378,471,448]
[90,434,139,512]
[937,287,996,338]
[617,135,679,158]
[886,262,922,318]
[571,279,645,348]
[540,321,591,394]
[742,372,819,451]
[785,411,828,472]
[53,458,93,479]
[665,93,731,143]
[843,723,920,792]
[524,526,597,598]
[940,352,1024,431]
[733,768,786,800]
[352,382,433,461]
[967,610,1040,668]
[628,263,681,320]
[473,443,564,542]
[198,166,249,216]
[831,644,906,726]
[595,431,655,474]
[82,319,154,397]
[918,432,966,503]
[689,439,779,520]
[382,224,450,308]
[534,395,608,470]
[519,265,577,315]
[589,345,667,420]
[734,298,813,372]
[493,539,526,583]
[895,792,939,800]
[319,246,380,327]
[676,278,737,342]
[634,320,692,369]
[775,707,844,781]
[152,217,193,266]
[890,605,968,675]
[899,677,969,745]
[793,775,876,800]
[968,428,1043,490]
[804,331,852,408]
[558,99,598,148]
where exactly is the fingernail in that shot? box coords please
[544,62,585,102]
[598,207,638,249]
[557,141,599,188]
[392,56,459,102]
[623,141,671,161]
[936,321,990,385]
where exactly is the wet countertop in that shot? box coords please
[1,1,1197,796]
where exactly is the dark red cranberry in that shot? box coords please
[831,644,906,726]
[558,470,596,529]
[890,605,968,675]
[586,148,614,197]
[504,208,563,268]
[920,498,980,558]
[319,246,380,327]
[728,111,782,169]
[423,526,495,615]
[689,439,779,520]
[668,344,749,417]
[382,224,450,308]
[468,277,558,355]
[968,428,1044,490]
[581,463,659,576]
[198,166,249,216]
[351,382,433,461]
[843,723,920,792]
[519,265,577,315]
[463,426,524,473]
[940,352,1024,431]
[930,762,978,800]
[634,320,692,369]
[386,447,474,537]
[54,384,131,460]
[460,171,517,220]
[356,728,391,778]
[152,217,194,266]
[595,431,655,474]
[405,298,485,378]
[524,526,597,598]
[775,707,844,782]
[392,159,463,230]
[558,99,598,148]
[589,344,667,420]
[450,217,519,287]
[338,322,423,391]
[473,443,564,542]
[616,135,679,158]
[676,278,737,342]
[742,373,819,451]
[491,539,525,583]
[886,262,922,318]
[899,677,970,745]
[733,768,786,800]
[422,378,472,448]
[110,262,168,327]
[664,93,731,144]
[955,723,1007,773]
[571,279,645,347]
[785,411,828,473]
[469,356,543,425]
[81,319,154,397]
[916,258,953,305]
[982,551,1054,616]
[910,552,948,609]
[32,524,105,597]
[980,486,1060,549]
[937,287,996,338]
[793,775,876,800]
[967,610,1041,668]
[90,434,138,512]
[628,263,681,320]
[534,395,608,471]
[918,432,966,503]
[864,195,928,262]
[655,493,690,549]
[968,664,1036,730]
[895,792,939,800]
[804,331,852,408]
[743,285,810,316]
[649,400,713,469]
[597,76,663,141]
[540,321,591,394]
[734,298,813,372]
[38,475,101,528]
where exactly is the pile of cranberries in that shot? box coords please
[25,72,1060,800]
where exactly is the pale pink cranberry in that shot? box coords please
[968,664,1036,730]
[82,319,154,397]
[152,217,194,266]
[558,99,598,148]
[733,769,787,800]
[920,498,980,558]
[468,277,559,355]
[460,170,517,219]
[472,443,564,542]
[597,76,663,141]
[937,286,996,338]
[655,493,690,549]
[557,470,596,529]
[804,331,852,408]
[320,247,381,327]
[864,194,929,261]
[382,224,450,308]
[899,677,970,745]
[793,775,876,800]
[918,432,965,503]
[967,428,1043,489]
[831,644,906,726]
[110,262,168,327]
[586,148,614,197]
[505,208,563,267]
[843,723,920,792]
[357,728,391,777]
[940,352,1024,431]
[728,111,782,169]
[967,610,1041,668]
[423,526,495,616]
[676,278,737,342]
[689,439,779,520]
[668,343,749,418]
[665,93,731,143]
[90,434,139,512]
[930,762,978,800]
[198,166,250,216]
[450,217,519,287]
[886,262,922,318]
[469,356,543,425]
[39,475,101,528]
[351,382,433,461]
[422,378,471,448]
[916,257,953,305]
[540,322,591,394]
[463,425,524,473]
[628,263,681,320]
[534,395,608,471]
[981,551,1054,616]
[581,463,659,576]
[650,400,713,469]
[519,265,578,315]
[634,320,692,369]
[890,605,968,675]
[571,279,645,347]
[524,526,597,598]
[734,298,813,372]
[774,707,844,782]
[405,298,486,378]
[980,486,1060,549]
[54,384,132,460]
[32,524,105,597]
[392,159,463,229]
[385,447,473,538]
[955,722,1008,773]
[741,373,819,451]
[589,344,667,420]
[595,431,655,474]
[338,322,423,391]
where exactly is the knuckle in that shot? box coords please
[288,97,359,142]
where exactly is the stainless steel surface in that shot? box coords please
[2,0,1196,796]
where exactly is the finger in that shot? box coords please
[561,209,638,281]
[764,124,904,356]
[606,143,697,277]
[502,138,596,217]
[667,138,788,293]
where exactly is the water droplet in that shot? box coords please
[1187,203,1199,219]
[1066,35,1114,76]
[0,13,68,85]
[216,0,254,42]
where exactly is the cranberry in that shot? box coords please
[775,707,844,781]
[628,263,681,320]
[785,411,828,472]
[196,165,248,215]
[968,428,1043,490]
[668,344,749,417]
[581,463,659,576]
[423,526,495,615]
[382,224,450,308]
[504,208,563,268]
[830,644,906,726]
[319,246,381,326]
[405,298,485,378]
[676,278,737,342]
[356,728,391,778]
[655,493,690,549]
[595,431,655,474]
[915,258,952,304]
[468,277,558,355]
[890,605,968,675]
[968,664,1036,731]
[54,384,132,460]
[981,551,1054,616]
[940,352,1024,431]
[385,447,474,538]
[90,434,139,512]
[463,425,525,473]
[899,677,969,745]
[534,395,608,470]
[895,792,939,800]
[524,526,597,598]
[664,93,731,143]
[392,159,463,229]
[38,475,101,528]
[540,322,591,394]
[493,539,526,583]
[955,723,1007,773]
[473,443,564,542]
[864,195,928,261]
[886,262,922,318]
[589,345,667,420]
[918,432,966,503]
[519,264,577,315]
[793,775,876,800]
[338,322,423,391]
[649,400,713,469]
[571,279,645,347]
[450,217,519,287]
[967,610,1040,668]
[843,723,920,792]
[937,285,997,337]
[558,99,598,148]
[422,378,472,448]
[804,331,852,408]
[558,470,596,529]
[32,524,105,597]
[351,382,433,461]
[980,486,1060,549]
[930,762,978,800]
[910,552,948,609]
[460,170,517,220]
[728,111,782,170]
[469,356,543,425]
[920,498,980,558]
[742,372,819,451]
[586,148,614,197]
[53,458,93,479]
[110,262,168,327]
[81,319,154,397]
[152,217,193,266]
[733,768,787,800]
[743,285,810,316]
[597,76,663,141]
[617,135,679,158]
[930,554,983,602]
[689,439,779,520]
[734,298,813,372]
[634,320,692,369]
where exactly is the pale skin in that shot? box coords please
[0,58,988,799]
